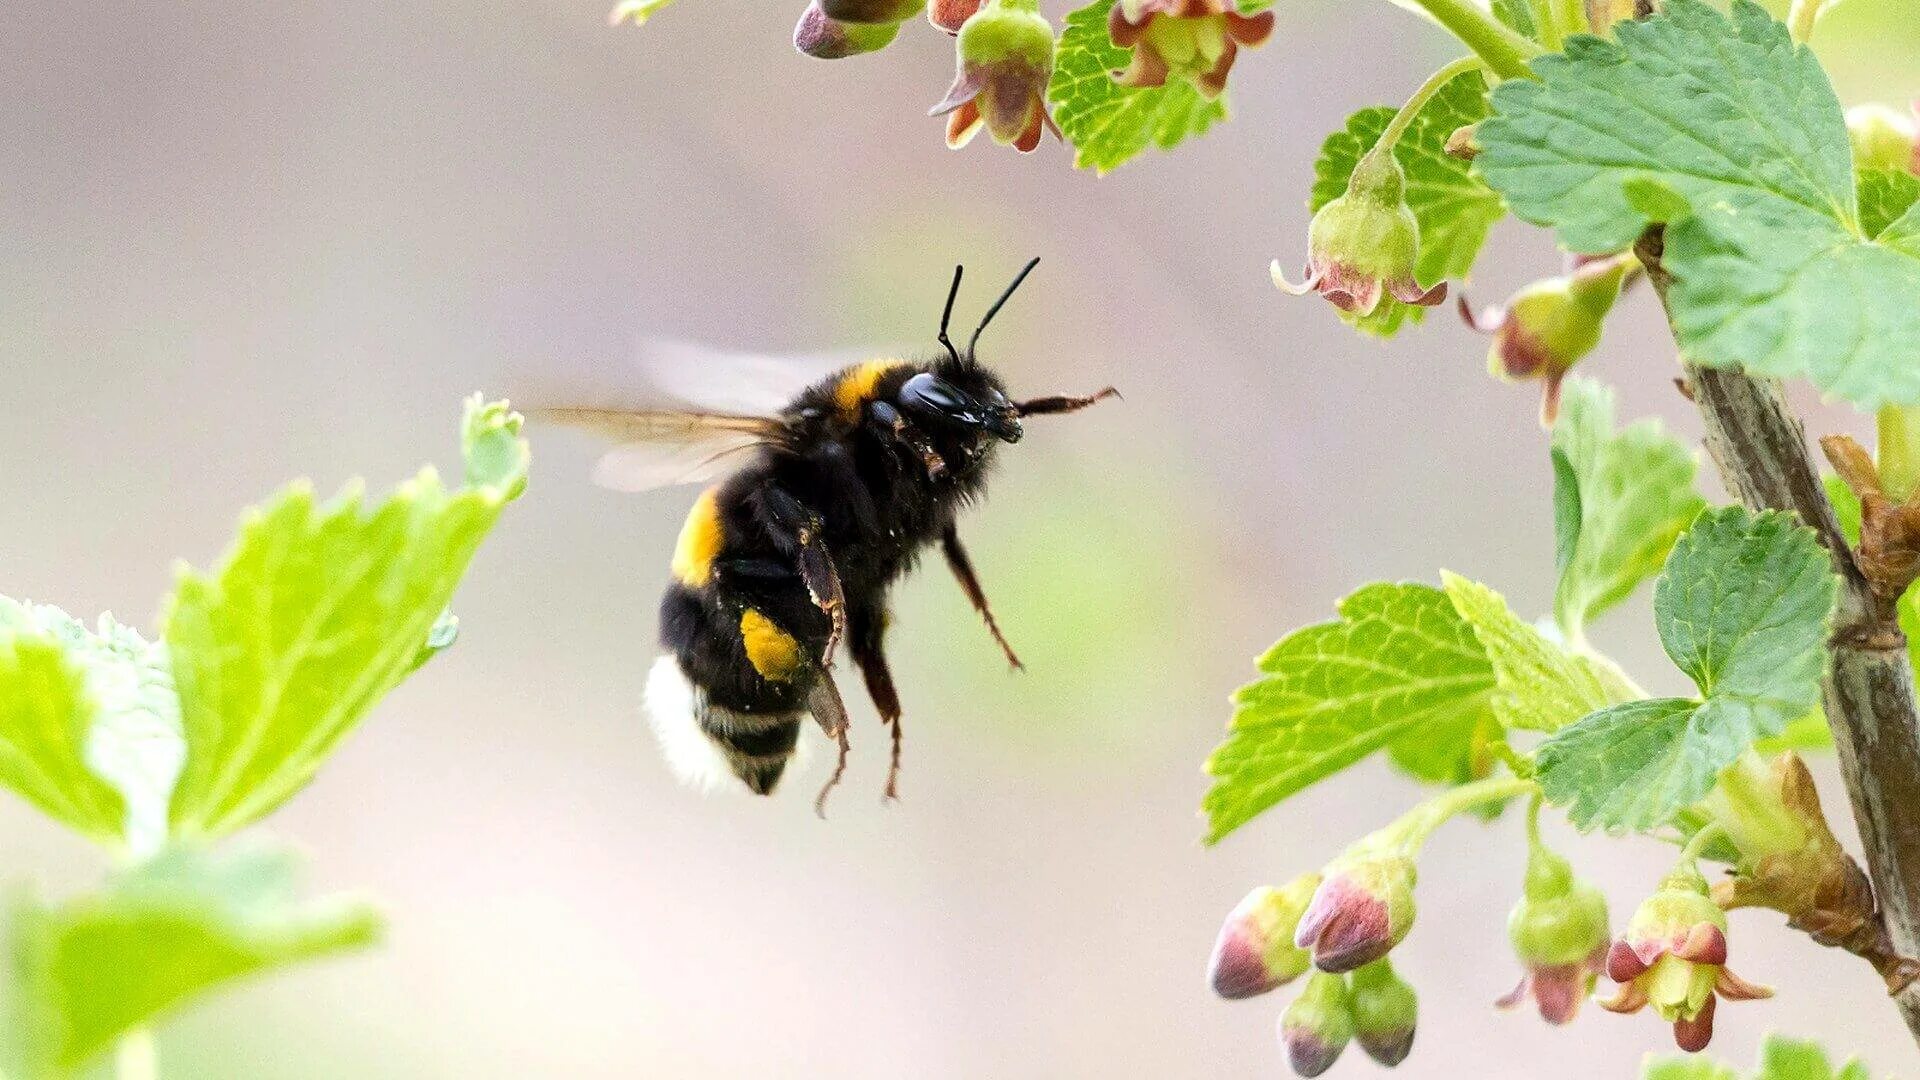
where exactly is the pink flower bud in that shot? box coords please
[1108,0,1275,100]
[1599,870,1772,1053]
[1274,152,1445,320]
[1349,959,1417,1066]
[929,1,1060,154]
[1208,874,1320,999]
[1294,849,1416,973]
[929,0,983,33]
[1280,971,1355,1078]
[795,1,904,58]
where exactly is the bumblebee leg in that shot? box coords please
[869,400,946,479]
[755,486,847,666]
[806,670,853,819]
[941,525,1023,671]
[1013,387,1120,416]
[850,607,905,801]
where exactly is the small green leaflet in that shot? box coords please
[1538,508,1838,831]
[0,629,126,844]
[6,844,379,1075]
[1551,378,1705,638]
[1048,0,1268,174]
[165,397,529,838]
[1309,69,1499,337]
[1477,0,1920,410]
[1204,583,1494,844]
[1645,1034,1871,1080]
[1440,572,1624,732]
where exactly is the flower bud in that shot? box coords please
[819,0,925,22]
[1208,874,1320,999]
[1846,103,1920,176]
[1600,869,1772,1053]
[1349,959,1417,1067]
[1275,151,1445,319]
[1295,846,1417,972]
[1280,971,1355,1078]
[1498,845,1610,1024]
[929,0,983,33]
[1444,123,1478,161]
[1459,251,1633,424]
[1108,0,1275,100]
[930,1,1059,153]
[795,1,903,57]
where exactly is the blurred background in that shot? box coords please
[3,1,1918,1076]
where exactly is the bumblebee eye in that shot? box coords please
[900,373,968,415]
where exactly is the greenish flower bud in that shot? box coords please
[1459,252,1633,424]
[1294,845,1417,973]
[1275,152,1445,319]
[1108,0,1275,100]
[1208,874,1320,999]
[819,0,925,23]
[1280,971,1355,1078]
[1846,103,1920,176]
[930,1,1059,153]
[794,1,903,57]
[1349,959,1417,1067]
[1600,868,1772,1053]
[1497,844,1610,1024]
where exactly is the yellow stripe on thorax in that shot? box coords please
[834,359,908,423]
[739,608,804,682]
[671,488,723,587]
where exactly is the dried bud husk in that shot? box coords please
[1280,971,1355,1078]
[1819,434,1920,606]
[1208,874,1321,999]
[1348,959,1417,1067]
[795,1,903,57]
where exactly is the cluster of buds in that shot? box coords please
[1846,102,1920,176]
[1600,868,1772,1052]
[1274,150,1446,319]
[1458,252,1636,425]
[1107,0,1276,99]
[1277,961,1419,1076]
[1497,841,1610,1024]
[794,0,925,59]
[930,0,1060,154]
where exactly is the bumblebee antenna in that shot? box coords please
[967,257,1040,358]
[937,264,964,365]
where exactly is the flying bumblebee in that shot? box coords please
[540,260,1115,814]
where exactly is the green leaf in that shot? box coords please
[165,397,529,837]
[1441,572,1624,732]
[1646,1034,1874,1080]
[1309,69,1500,337]
[1551,378,1706,638]
[1538,508,1838,831]
[1477,0,1920,410]
[1755,708,1833,753]
[0,631,124,844]
[1048,0,1227,173]
[1858,168,1920,239]
[8,844,379,1074]
[1204,583,1494,844]
[1490,0,1539,40]
[1644,1058,1740,1080]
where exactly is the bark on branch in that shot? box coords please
[1636,229,1920,1040]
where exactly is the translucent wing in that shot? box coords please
[635,338,880,416]
[533,407,785,493]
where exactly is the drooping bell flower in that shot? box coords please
[1208,874,1320,999]
[1294,847,1417,973]
[1600,868,1772,1052]
[1108,0,1276,99]
[929,0,983,33]
[1280,971,1356,1078]
[1498,843,1611,1025]
[1459,252,1634,425]
[1348,959,1418,1067]
[930,0,1060,153]
[1273,151,1445,318]
[1846,102,1920,176]
[795,0,905,57]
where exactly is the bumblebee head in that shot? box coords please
[914,257,1038,445]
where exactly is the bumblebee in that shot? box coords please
[541,260,1115,812]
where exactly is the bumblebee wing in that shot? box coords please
[533,407,785,493]
[635,338,896,415]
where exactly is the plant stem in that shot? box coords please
[1361,56,1488,171]
[1398,775,1538,848]
[116,1030,158,1080]
[1637,227,1920,1047]
[1878,405,1920,504]
[1527,0,1562,49]
[1398,0,1543,81]
[1677,821,1726,866]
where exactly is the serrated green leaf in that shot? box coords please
[1551,378,1707,638]
[1477,0,1920,410]
[1647,1034,1874,1080]
[0,632,124,844]
[1203,583,1495,843]
[1440,572,1623,732]
[1049,0,1239,173]
[165,398,529,837]
[1644,1057,1740,1080]
[8,844,379,1074]
[1309,70,1500,337]
[1538,508,1838,831]
[1859,169,1920,239]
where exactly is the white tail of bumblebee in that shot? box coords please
[643,654,734,792]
